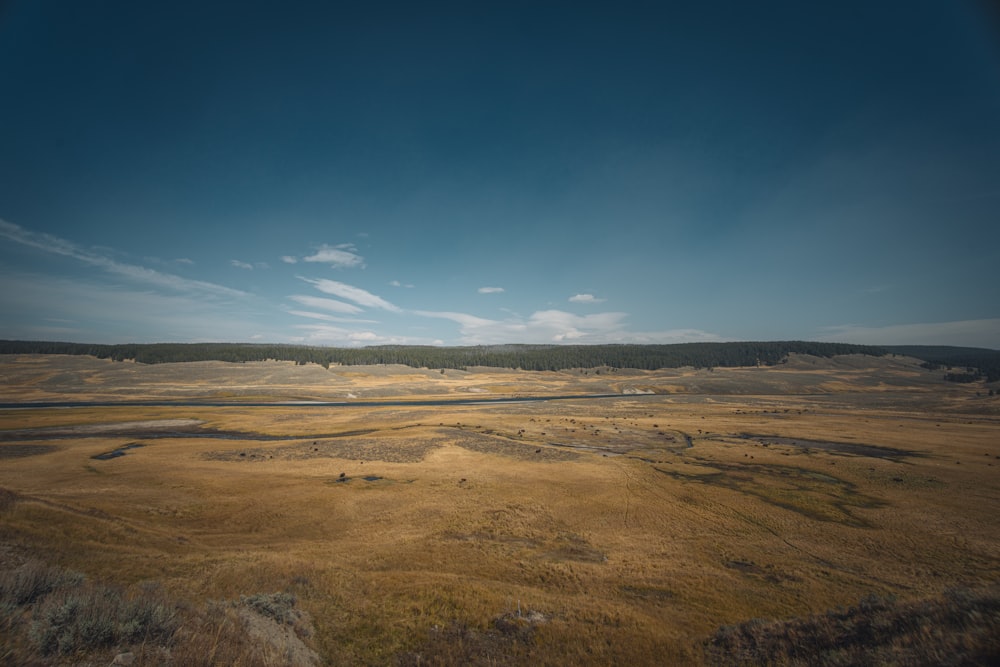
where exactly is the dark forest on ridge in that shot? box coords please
[2,340,998,382]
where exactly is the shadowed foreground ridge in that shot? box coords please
[0,558,319,666]
[706,586,1000,666]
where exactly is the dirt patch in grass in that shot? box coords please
[0,419,204,441]
[620,585,676,602]
[655,460,887,527]
[541,534,607,563]
[203,434,450,464]
[724,559,802,584]
[449,430,582,462]
[737,434,921,461]
[0,444,58,459]
[91,443,146,460]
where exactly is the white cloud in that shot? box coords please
[414,307,724,345]
[528,310,628,342]
[0,220,736,347]
[174,258,194,265]
[817,319,1000,349]
[414,310,501,329]
[608,328,725,344]
[288,294,363,315]
[569,293,605,303]
[389,280,414,288]
[231,260,269,270]
[286,310,378,324]
[280,255,298,264]
[414,308,621,344]
[302,243,365,269]
[298,277,401,312]
[478,286,505,294]
[293,323,433,346]
[0,219,246,299]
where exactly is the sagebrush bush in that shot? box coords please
[28,582,178,655]
[706,586,1000,666]
[0,560,84,611]
[1,557,316,665]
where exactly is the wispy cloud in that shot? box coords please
[288,294,363,315]
[298,277,401,312]
[389,280,414,288]
[280,255,298,264]
[286,310,379,324]
[478,286,504,294]
[0,270,265,343]
[569,293,605,303]
[415,308,614,344]
[610,328,725,344]
[0,219,246,298]
[415,307,722,345]
[817,319,1000,349]
[413,310,501,329]
[529,310,627,341]
[302,243,366,269]
[174,258,194,265]
[232,260,269,270]
[292,323,433,346]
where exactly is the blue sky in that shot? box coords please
[1,1,999,348]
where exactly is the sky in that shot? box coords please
[1,1,999,349]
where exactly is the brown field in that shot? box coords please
[1,353,999,665]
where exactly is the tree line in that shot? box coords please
[0,339,893,371]
[883,345,1000,383]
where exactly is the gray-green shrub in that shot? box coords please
[28,583,178,655]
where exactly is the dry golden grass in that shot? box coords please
[1,353,999,664]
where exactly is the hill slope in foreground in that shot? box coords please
[1,353,998,664]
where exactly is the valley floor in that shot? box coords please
[1,354,998,664]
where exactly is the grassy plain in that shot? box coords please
[1,353,999,664]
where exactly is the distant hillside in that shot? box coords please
[883,345,1000,382]
[0,340,886,371]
